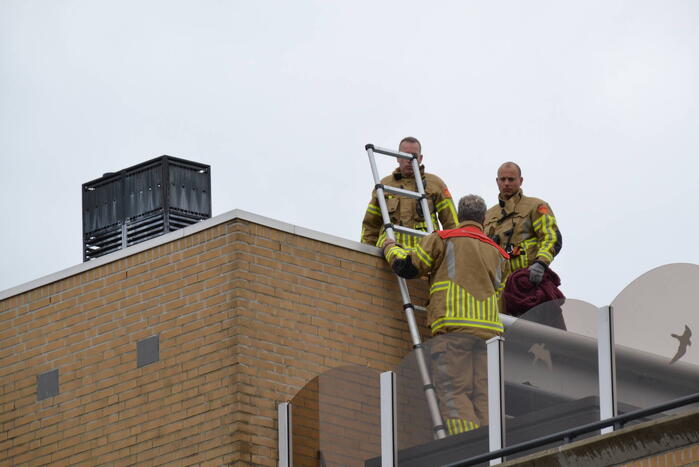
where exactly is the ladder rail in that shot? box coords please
[411,156,435,233]
[365,143,447,440]
[366,146,396,241]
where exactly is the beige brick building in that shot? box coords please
[2,210,697,466]
[1,210,431,466]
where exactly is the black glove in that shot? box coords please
[529,262,546,285]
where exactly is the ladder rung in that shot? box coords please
[369,145,415,161]
[414,305,427,313]
[382,185,423,200]
[393,225,430,237]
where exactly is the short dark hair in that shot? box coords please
[457,195,487,223]
[399,136,422,155]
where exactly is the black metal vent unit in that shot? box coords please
[82,155,211,261]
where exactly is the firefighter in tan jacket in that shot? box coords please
[484,162,562,285]
[361,136,458,249]
[383,195,509,435]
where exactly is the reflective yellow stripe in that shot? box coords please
[449,203,459,224]
[430,281,450,293]
[428,281,503,334]
[415,244,433,267]
[377,231,387,248]
[392,246,408,259]
[445,418,479,435]
[533,214,557,262]
[436,198,459,226]
[436,199,450,211]
[521,238,538,248]
[538,250,554,262]
[432,318,504,333]
[509,250,528,272]
[366,204,381,216]
[496,279,506,296]
[413,221,431,233]
[385,244,407,262]
[376,217,430,250]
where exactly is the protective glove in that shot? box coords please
[381,238,396,256]
[528,262,546,285]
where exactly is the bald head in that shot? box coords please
[496,162,523,198]
[498,162,522,177]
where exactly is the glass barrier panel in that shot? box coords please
[611,264,699,424]
[394,332,492,466]
[503,299,600,458]
[291,365,381,467]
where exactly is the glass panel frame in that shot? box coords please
[394,332,492,465]
[611,264,699,420]
[503,299,600,455]
[290,365,381,467]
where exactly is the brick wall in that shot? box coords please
[1,215,429,466]
[617,444,699,467]
[230,220,429,466]
[291,366,382,467]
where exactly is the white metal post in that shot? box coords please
[597,305,617,434]
[278,402,292,467]
[380,371,397,467]
[487,336,505,465]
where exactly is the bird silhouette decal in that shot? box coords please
[669,325,692,364]
[529,343,553,371]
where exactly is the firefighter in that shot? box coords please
[383,195,509,435]
[484,162,562,285]
[361,136,458,249]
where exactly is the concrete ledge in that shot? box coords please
[500,407,699,467]
[0,209,382,301]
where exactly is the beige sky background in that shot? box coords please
[2,1,698,316]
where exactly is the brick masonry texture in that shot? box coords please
[1,219,430,466]
[616,444,699,467]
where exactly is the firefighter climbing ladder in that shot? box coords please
[364,144,447,440]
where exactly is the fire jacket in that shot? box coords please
[384,221,509,337]
[361,167,458,249]
[484,189,562,275]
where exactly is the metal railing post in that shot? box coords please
[278,402,292,467]
[597,305,617,435]
[487,336,505,465]
[380,371,397,467]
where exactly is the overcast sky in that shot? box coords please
[2,1,698,310]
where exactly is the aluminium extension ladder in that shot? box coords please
[364,144,447,440]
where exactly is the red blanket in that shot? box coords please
[503,267,565,317]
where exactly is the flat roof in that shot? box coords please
[0,209,381,301]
